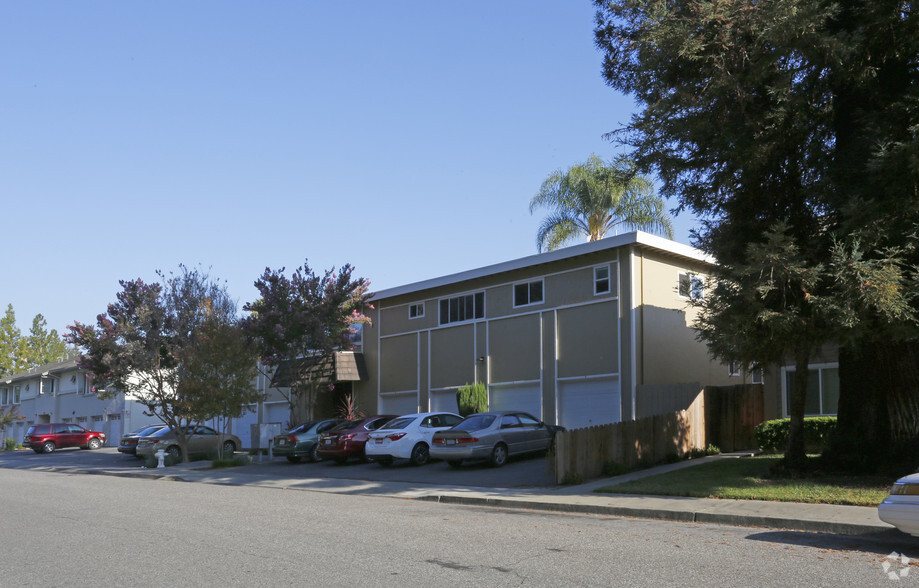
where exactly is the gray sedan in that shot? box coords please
[430,411,564,468]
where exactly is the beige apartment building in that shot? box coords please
[352,231,746,430]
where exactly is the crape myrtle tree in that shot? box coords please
[67,266,262,463]
[530,154,673,252]
[594,0,919,470]
[242,261,371,424]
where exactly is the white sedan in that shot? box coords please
[365,412,462,466]
[879,473,919,536]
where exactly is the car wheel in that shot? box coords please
[333,457,348,465]
[377,457,393,467]
[41,441,55,454]
[167,445,181,461]
[286,456,301,464]
[489,443,508,468]
[87,438,102,450]
[310,444,322,462]
[409,442,430,466]
[447,460,463,469]
[222,440,236,455]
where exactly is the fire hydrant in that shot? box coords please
[154,449,167,469]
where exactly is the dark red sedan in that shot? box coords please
[316,415,397,464]
[23,423,106,453]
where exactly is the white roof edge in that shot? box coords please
[371,231,713,301]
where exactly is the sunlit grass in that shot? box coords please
[594,455,893,507]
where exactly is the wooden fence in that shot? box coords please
[704,384,764,453]
[552,392,706,484]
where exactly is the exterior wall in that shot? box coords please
[355,232,748,429]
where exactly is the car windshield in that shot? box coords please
[288,422,317,434]
[456,414,496,431]
[136,425,163,436]
[383,417,416,430]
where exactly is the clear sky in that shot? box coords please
[1,1,700,336]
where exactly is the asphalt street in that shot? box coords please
[0,446,557,488]
[2,468,908,587]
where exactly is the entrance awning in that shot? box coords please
[270,352,368,388]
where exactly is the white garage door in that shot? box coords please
[380,392,418,416]
[558,377,620,430]
[430,390,459,414]
[264,402,290,430]
[490,383,542,419]
[232,405,258,450]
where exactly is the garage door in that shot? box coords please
[430,390,459,414]
[232,405,258,450]
[264,402,290,430]
[379,392,418,416]
[558,377,620,430]
[490,383,542,420]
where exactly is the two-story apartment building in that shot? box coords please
[352,231,744,430]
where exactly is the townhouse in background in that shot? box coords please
[1,232,839,448]
[353,231,762,430]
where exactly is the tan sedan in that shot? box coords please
[135,425,241,460]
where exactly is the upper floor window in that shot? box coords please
[0,388,7,405]
[13,386,20,403]
[439,292,484,325]
[409,303,424,319]
[728,360,741,377]
[679,272,704,300]
[595,265,611,295]
[513,280,544,308]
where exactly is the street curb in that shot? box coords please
[417,494,893,536]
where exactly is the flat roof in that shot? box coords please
[371,231,712,301]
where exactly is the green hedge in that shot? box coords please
[456,382,488,417]
[753,417,837,453]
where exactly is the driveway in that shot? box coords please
[0,446,557,488]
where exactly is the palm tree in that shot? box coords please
[530,154,674,252]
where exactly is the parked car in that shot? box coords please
[23,423,106,454]
[316,415,397,464]
[430,411,564,468]
[365,412,463,466]
[878,473,919,536]
[273,419,346,463]
[135,425,241,461]
[117,424,167,456]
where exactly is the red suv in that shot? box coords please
[23,423,106,454]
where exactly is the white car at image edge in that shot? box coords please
[365,412,462,466]
[878,472,919,536]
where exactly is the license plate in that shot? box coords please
[446,439,456,445]
[324,439,332,445]
[375,438,383,444]
[277,439,286,446]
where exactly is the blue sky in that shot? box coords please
[1,2,699,336]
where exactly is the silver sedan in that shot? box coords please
[430,411,564,468]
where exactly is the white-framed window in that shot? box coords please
[409,303,424,319]
[13,386,20,403]
[678,272,704,300]
[728,361,741,377]
[513,280,544,308]
[348,323,363,351]
[1,388,7,405]
[76,416,87,423]
[439,292,485,325]
[752,368,764,384]
[594,265,611,295]
[782,364,839,416]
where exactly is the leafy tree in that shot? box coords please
[0,406,24,439]
[456,382,488,417]
[594,0,919,470]
[0,305,72,376]
[242,262,370,424]
[530,154,673,252]
[67,266,260,462]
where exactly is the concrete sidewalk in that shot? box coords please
[79,453,898,537]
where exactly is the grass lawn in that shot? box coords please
[593,455,895,507]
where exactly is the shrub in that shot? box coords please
[5,438,17,451]
[456,382,488,417]
[754,417,837,453]
[706,443,722,455]
[211,455,251,469]
[602,460,628,477]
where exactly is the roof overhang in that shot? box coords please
[270,351,368,388]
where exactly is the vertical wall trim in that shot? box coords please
[376,305,382,414]
[553,308,560,425]
[630,248,638,421]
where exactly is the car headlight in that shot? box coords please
[890,483,919,495]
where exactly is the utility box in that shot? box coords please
[251,423,282,451]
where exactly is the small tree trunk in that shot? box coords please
[784,349,811,469]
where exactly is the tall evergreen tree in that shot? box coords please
[594,0,919,469]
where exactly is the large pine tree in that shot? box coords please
[594,0,919,469]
